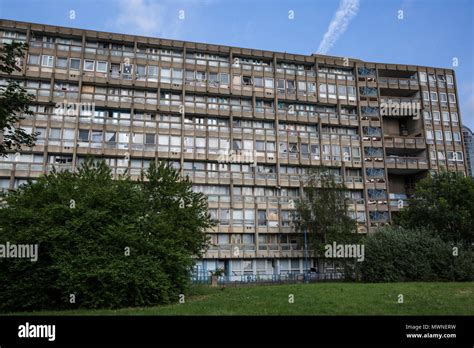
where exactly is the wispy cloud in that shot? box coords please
[113,0,167,37]
[110,0,216,39]
[317,0,360,55]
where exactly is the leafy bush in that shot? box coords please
[359,226,473,282]
[0,159,212,312]
[395,171,474,246]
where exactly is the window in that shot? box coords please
[277,79,285,92]
[419,72,427,83]
[442,112,450,122]
[84,59,95,71]
[218,234,229,244]
[296,81,306,92]
[446,75,454,87]
[172,68,183,82]
[220,73,229,85]
[289,143,298,153]
[49,128,61,139]
[70,58,80,70]
[453,132,461,142]
[425,130,433,140]
[232,210,243,226]
[158,135,169,146]
[435,130,443,141]
[440,93,447,103]
[256,140,265,152]
[196,71,206,82]
[56,57,68,68]
[27,54,39,65]
[232,139,242,150]
[161,68,171,83]
[91,131,103,143]
[423,91,430,101]
[209,72,219,86]
[258,210,267,226]
[347,86,356,98]
[63,129,74,140]
[267,141,275,152]
[432,111,440,121]
[451,112,458,123]
[135,65,146,80]
[78,129,89,141]
[287,80,295,91]
[338,85,347,98]
[105,132,116,143]
[244,209,255,226]
[311,144,320,159]
[448,93,456,104]
[185,70,194,82]
[448,151,463,162]
[35,127,46,139]
[327,84,336,97]
[444,131,452,142]
[430,92,438,102]
[319,84,327,97]
[265,78,273,89]
[145,133,155,144]
[41,55,54,67]
[219,209,230,225]
[96,61,107,72]
[148,66,158,77]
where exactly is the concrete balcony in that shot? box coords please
[378,77,419,90]
[384,136,426,149]
[385,157,429,170]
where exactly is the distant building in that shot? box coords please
[462,126,474,177]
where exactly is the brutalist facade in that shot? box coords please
[0,20,468,279]
[462,126,474,177]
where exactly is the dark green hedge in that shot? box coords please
[358,226,473,282]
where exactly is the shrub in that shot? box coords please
[359,226,473,282]
[0,159,212,312]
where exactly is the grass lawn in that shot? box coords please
[7,282,473,316]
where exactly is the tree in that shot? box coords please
[358,225,473,282]
[395,171,474,246]
[0,42,37,156]
[0,159,213,312]
[294,168,359,276]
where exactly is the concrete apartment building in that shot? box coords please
[462,126,474,177]
[0,19,469,279]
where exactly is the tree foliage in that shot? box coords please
[294,168,358,256]
[0,42,38,156]
[0,159,213,312]
[395,171,474,246]
[359,226,473,282]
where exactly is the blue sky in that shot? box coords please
[1,0,473,128]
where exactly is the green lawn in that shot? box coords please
[7,282,473,316]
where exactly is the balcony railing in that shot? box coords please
[385,157,428,169]
[383,136,426,148]
[378,77,419,88]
